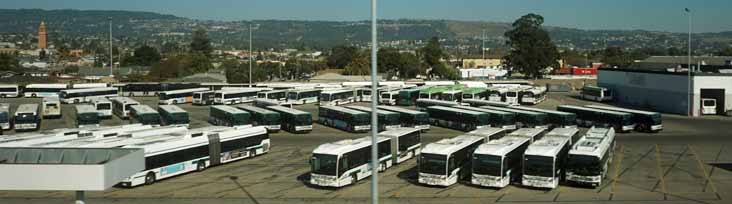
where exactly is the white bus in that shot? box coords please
[702,98,717,115]
[319,89,356,106]
[119,126,270,187]
[440,89,463,103]
[519,87,547,105]
[566,127,616,187]
[487,87,507,102]
[465,127,507,141]
[0,124,154,147]
[257,90,288,101]
[310,136,393,187]
[92,98,113,118]
[159,88,209,105]
[13,104,40,131]
[213,88,260,105]
[59,87,118,104]
[286,89,321,105]
[75,104,100,128]
[521,128,578,189]
[505,88,523,105]
[71,83,108,89]
[419,135,485,187]
[23,83,68,97]
[580,85,613,102]
[380,91,400,105]
[506,127,547,143]
[471,136,531,188]
[0,84,20,98]
[193,90,216,105]
[111,97,140,119]
[0,103,10,130]
[380,128,422,164]
[129,105,161,126]
[41,97,61,119]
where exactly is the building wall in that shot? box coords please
[461,58,503,68]
[693,76,732,116]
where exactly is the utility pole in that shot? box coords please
[685,8,692,117]
[109,17,113,77]
[249,23,253,87]
[482,28,486,60]
[370,0,379,204]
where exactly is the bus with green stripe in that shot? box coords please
[236,105,281,133]
[377,105,430,131]
[209,105,251,127]
[419,87,450,100]
[556,105,634,133]
[461,88,488,100]
[345,105,401,131]
[266,105,312,133]
[426,106,491,131]
[480,106,548,129]
[453,106,517,130]
[507,106,577,128]
[397,87,425,106]
[318,105,371,133]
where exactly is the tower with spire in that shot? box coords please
[38,22,47,49]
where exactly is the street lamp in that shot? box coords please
[249,23,253,87]
[370,0,379,204]
[109,17,113,77]
[685,8,692,117]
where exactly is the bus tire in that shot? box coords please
[32,94,37,97]
[74,99,80,104]
[197,161,206,172]
[145,172,156,185]
[0,94,5,98]
[351,174,358,186]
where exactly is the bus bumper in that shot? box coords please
[385,125,402,131]
[565,173,601,187]
[1,123,9,130]
[14,123,37,130]
[415,125,430,131]
[471,174,509,188]
[310,174,339,187]
[522,175,558,189]
[354,125,371,132]
[418,173,454,187]
[651,125,663,131]
[622,125,635,132]
[502,125,517,130]
[295,125,313,132]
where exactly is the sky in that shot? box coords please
[3,0,731,33]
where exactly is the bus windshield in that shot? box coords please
[473,154,502,176]
[0,112,8,122]
[288,92,299,100]
[567,154,603,176]
[15,113,37,123]
[381,93,391,99]
[462,94,473,99]
[319,94,331,101]
[651,114,662,125]
[419,153,447,175]
[257,93,266,98]
[296,114,312,125]
[524,155,554,177]
[506,92,517,97]
[311,154,338,176]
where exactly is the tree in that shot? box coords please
[431,63,459,80]
[190,28,212,57]
[601,46,632,68]
[378,48,421,79]
[327,46,359,69]
[504,14,560,79]
[421,37,444,67]
[667,47,684,56]
[63,65,79,74]
[0,54,20,72]
[126,45,161,66]
[146,53,213,81]
[223,60,268,83]
[715,47,732,56]
[343,52,370,75]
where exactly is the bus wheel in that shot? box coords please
[144,172,156,185]
[74,99,80,104]
[32,94,37,97]
[172,100,177,105]
[351,174,358,186]
[197,161,206,172]
[0,94,5,98]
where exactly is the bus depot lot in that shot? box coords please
[1,95,732,204]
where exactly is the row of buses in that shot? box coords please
[317,105,431,133]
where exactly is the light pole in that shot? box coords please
[249,23,253,87]
[370,0,379,204]
[685,8,692,116]
[109,17,113,77]
[482,28,486,60]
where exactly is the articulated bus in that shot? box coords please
[266,105,312,133]
[23,83,68,97]
[487,87,508,102]
[130,105,161,126]
[415,99,459,111]
[257,90,288,101]
[580,85,613,102]
[461,88,488,101]
[519,87,547,105]
[426,106,491,132]
[454,106,517,130]
[319,89,356,106]
[521,128,579,189]
[508,106,577,128]
[481,106,548,129]
[75,105,100,128]
[566,127,616,187]
[0,103,11,130]
[585,105,662,132]
[557,105,634,133]
[13,104,40,131]
[310,136,392,187]
[236,105,281,133]
[120,126,270,187]
[41,97,61,119]
[0,84,20,98]
[463,99,514,107]
[111,97,140,119]
[419,135,485,187]
[92,98,113,119]
[377,105,430,131]
[287,89,320,105]
[344,106,401,131]
[209,105,251,127]
[192,91,215,105]
[380,128,422,164]
[158,105,189,126]
[471,136,531,188]
[318,105,370,133]
[59,87,118,104]
[159,88,209,105]
[380,91,400,105]
[214,88,261,104]
[397,88,422,106]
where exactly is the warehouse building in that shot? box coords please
[598,68,732,117]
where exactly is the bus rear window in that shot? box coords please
[97,104,111,110]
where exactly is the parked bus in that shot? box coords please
[287,89,321,105]
[119,126,270,187]
[71,83,108,89]
[507,127,547,143]
[426,106,491,131]
[471,136,531,188]
[580,85,613,102]
[309,136,392,187]
[254,98,292,109]
[129,105,161,126]
[487,87,508,102]
[319,89,356,106]
[701,98,717,115]
[41,97,61,119]
[75,105,100,128]
[111,97,140,119]
[257,90,288,101]
[159,88,209,105]
[557,105,635,132]
[585,105,663,132]
[463,99,514,107]
[440,89,463,103]
[192,90,216,105]
[419,135,485,186]
[481,106,548,128]
[461,88,488,100]
[118,82,162,97]
[0,84,20,98]
[521,128,578,189]
[0,124,153,147]
[380,91,400,105]
[209,105,251,127]
[380,128,422,164]
[505,87,523,105]
[466,127,507,141]
[59,87,118,104]
[453,106,517,130]
[13,104,40,131]
[92,98,113,119]
[415,99,459,111]
[213,88,260,105]
[345,106,401,131]
[0,103,10,131]
[566,127,616,187]
[508,106,577,128]
[519,87,547,105]
[158,105,189,126]
[419,87,449,100]
[266,105,312,133]
[397,88,422,106]
[236,105,281,133]
[377,105,430,131]
[318,105,370,133]
[23,83,68,97]
[357,87,381,102]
